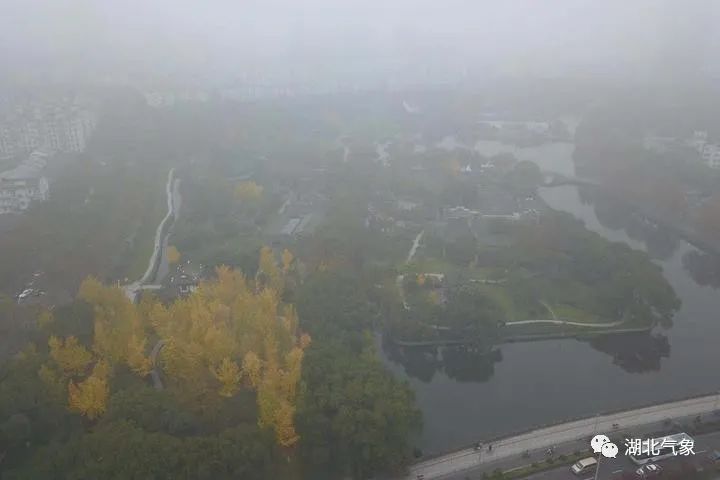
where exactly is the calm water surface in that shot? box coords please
[381,141,720,454]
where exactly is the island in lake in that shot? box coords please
[387,190,680,349]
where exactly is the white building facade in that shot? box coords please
[0,177,49,214]
[0,150,51,214]
[0,101,97,160]
[702,143,720,169]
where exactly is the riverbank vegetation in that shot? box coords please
[574,98,720,253]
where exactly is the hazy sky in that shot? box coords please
[2,0,718,86]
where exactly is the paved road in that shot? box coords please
[521,430,720,480]
[123,168,177,302]
[405,394,720,480]
[438,429,720,480]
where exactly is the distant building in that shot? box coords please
[0,125,15,160]
[0,100,97,159]
[402,100,421,114]
[144,90,210,108]
[176,273,199,296]
[447,206,480,219]
[702,143,720,169]
[688,130,708,152]
[643,135,677,154]
[481,212,522,220]
[0,150,51,214]
[144,92,177,108]
[163,262,204,298]
[0,177,49,214]
[478,120,551,134]
[397,199,419,211]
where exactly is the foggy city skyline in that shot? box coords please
[2,0,719,87]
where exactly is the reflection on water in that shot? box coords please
[474,140,576,177]
[682,250,720,289]
[579,187,679,260]
[587,332,671,374]
[439,135,577,177]
[383,340,503,384]
[383,330,671,383]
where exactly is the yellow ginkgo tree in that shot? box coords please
[48,336,93,377]
[166,245,181,265]
[213,357,242,397]
[43,247,310,447]
[155,248,310,447]
[68,360,111,420]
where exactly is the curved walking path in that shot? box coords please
[397,230,426,310]
[505,301,625,328]
[505,318,625,328]
[405,393,720,479]
[541,300,557,320]
[123,168,177,302]
[150,339,166,390]
[407,230,425,264]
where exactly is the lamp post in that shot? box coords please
[593,413,600,434]
[593,452,602,480]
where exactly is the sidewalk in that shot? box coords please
[406,394,720,479]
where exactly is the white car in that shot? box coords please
[635,463,663,478]
[571,457,598,475]
[18,288,33,300]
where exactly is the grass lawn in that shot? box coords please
[476,284,520,321]
[552,304,605,324]
[469,266,508,280]
[406,255,458,274]
[406,256,511,278]
[403,252,628,328]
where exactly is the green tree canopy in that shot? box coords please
[296,342,422,480]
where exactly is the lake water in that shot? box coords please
[381,140,720,454]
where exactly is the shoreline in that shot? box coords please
[390,324,653,348]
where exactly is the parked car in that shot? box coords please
[708,450,720,465]
[17,288,33,301]
[635,463,663,478]
[571,457,598,475]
